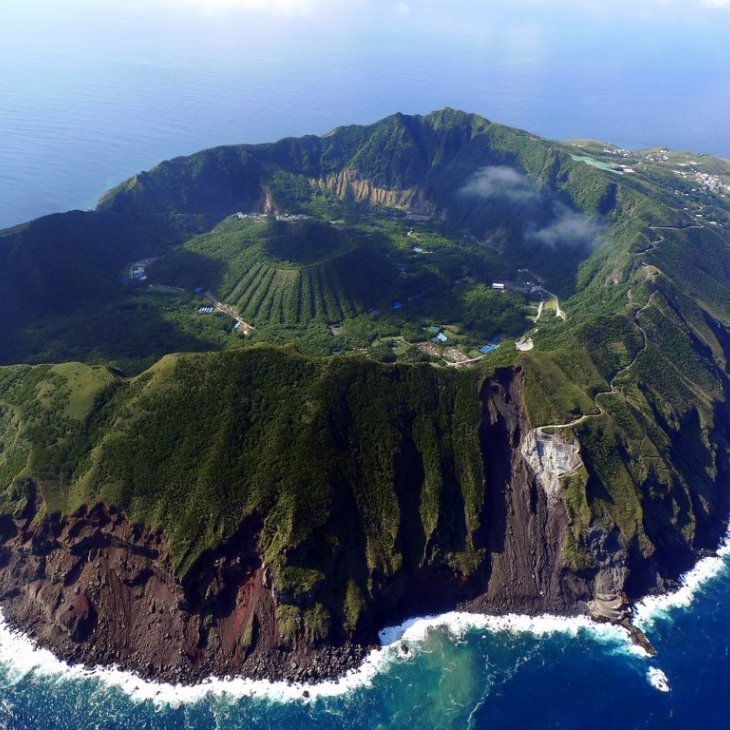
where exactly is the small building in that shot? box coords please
[480,344,497,354]
[491,282,505,290]
[391,301,403,311]
[432,332,448,343]
[131,265,146,281]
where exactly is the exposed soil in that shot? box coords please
[465,368,591,614]
[0,504,368,685]
[0,367,727,686]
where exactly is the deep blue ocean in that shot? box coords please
[2,2,730,727]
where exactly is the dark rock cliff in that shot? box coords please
[0,368,594,684]
[0,367,727,683]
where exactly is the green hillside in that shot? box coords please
[0,348,488,637]
[153,217,395,325]
[2,109,730,648]
[0,108,624,368]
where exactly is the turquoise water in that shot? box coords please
[0,544,728,729]
[569,154,623,173]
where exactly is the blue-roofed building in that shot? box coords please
[391,301,403,311]
[433,332,448,343]
[480,344,497,354]
[131,265,146,281]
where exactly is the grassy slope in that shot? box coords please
[0,348,487,637]
[518,165,730,573]
[0,110,577,368]
[1,109,730,636]
[153,217,396,325]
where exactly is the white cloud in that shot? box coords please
[100,0,730,26]
[112,0,730,19]
[460,166,539,204]
[457,0,730,13]
[528,204,602,250]
[149,0,324,16]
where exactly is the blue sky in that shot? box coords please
[5,0,729,66]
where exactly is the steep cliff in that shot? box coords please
[0,361,724,682]
[1,109,730,682]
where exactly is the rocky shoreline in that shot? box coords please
[0,496,671,689]
[0,503,717,687]
[0,369,724,689]
[0,499,567,687]
[0,502,378,686]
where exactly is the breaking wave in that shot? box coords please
[0,610,633,708]
[633,530,730,629]
[0,528,727,707]
[646,667,670,693]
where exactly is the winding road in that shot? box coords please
[537,291,656,437]
[535,222,703,435]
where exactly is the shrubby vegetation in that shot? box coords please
[0,347,487,634]
[2,108,730,638]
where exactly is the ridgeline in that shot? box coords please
[1,109,730,682]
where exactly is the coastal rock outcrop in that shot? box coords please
[0,503,363,684]
[0,367,592,684]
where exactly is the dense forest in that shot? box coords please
[2,109,730,658]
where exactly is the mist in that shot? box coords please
[459,166,602,252]
[459,166,539,204]
[528,203,603,250]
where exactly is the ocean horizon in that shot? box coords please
[3,2,730,727]
[1,1,729,230]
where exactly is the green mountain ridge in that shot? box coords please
[1,109,730,679]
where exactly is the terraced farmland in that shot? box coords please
[224,244,393,324]
[154,217,395,326]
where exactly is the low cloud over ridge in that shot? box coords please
[459,165,539,204]
[528,203,602,250]
[460,165,602,250]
